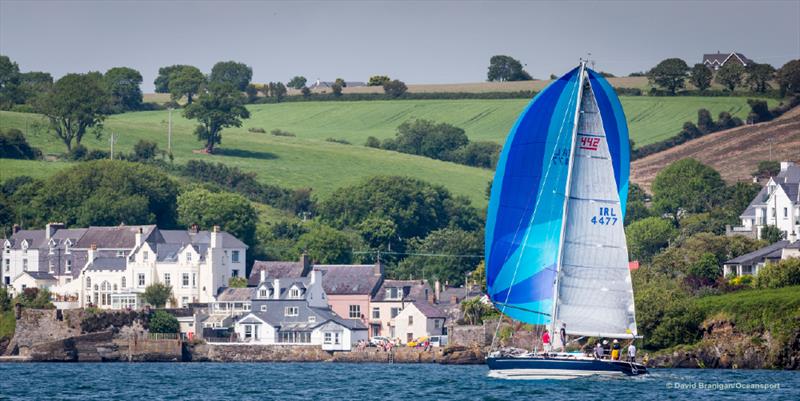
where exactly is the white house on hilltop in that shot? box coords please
[730,162,800,240]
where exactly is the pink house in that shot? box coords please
[314,263,383,333]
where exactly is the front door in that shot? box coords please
[407,333,413,343]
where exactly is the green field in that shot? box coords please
[0,95,774,206]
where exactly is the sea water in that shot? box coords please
[0,362,796,400]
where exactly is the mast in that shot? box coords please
[549,61,587,336]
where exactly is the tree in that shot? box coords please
[368,75,391,86]
[209,61,252,91]
[154,65,190,93]
[34,160,179,228]
[143,283,173,308]
[229,276,248,288]
[0,55,21,108]
[268,82,287,102]
[130,139,159,162]
[331,81,343,97]
[760,225,784,244]
[753,161,781,178]
[747,99,772,123]
[448,141,501,168]
[334,78,346,88]
[18,71,53,104]
[301,86,311,98]
[383,79,407,97]
[168,65,206,104]
[715,62,744,92]
[0,128,41,159]
[35,72,109,151]
[648,58,689,94]
[357,217,399,252]
[755,258,800,289]
[696,109,715,134]
[244,84,259,103]
[487,55,532,81]
[689,63,712,91]
[183,83,250,153]
[15,288,54,309]
[287,76,307,89]
[393,119,468,160]
[364,136,381,148]
[177,187,257,248]
[776,59,800,96]
[651,159,726,225]
[294,223,354,264]
[394,228,482,284]
[625,184,651,226]
[685,251,720,287]
[149,310,179,333]
[746,63,776,93]
[104,67,143,112]
[626,217,677,262]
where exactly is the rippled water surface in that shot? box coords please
[0,362,797,400]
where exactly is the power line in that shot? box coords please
[352,250,483,258]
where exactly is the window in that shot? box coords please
[4,259,8,272]
[390,307,401,318]
[121,277,126,289]
[65,260,72,273]
[48,261,54,273]
[259,288,268,298]
[349,305,361,319]
[164,273,171,286]
[232,269,239,278]
[232,250,240,263]
[244,325,252,339]
[182,273,189,287]
[143,251,149,262]
[785,208,789,218]
[435,319,441,329]
[192,273,196,288]
[324,332,332,344]
[372,307,380,319]
[182,296,189,306]
[65,242,70,254]
[260,305,267,312]
[116,250,125,257]
[308,315,316,323]
[290,288,301,298]
[138,273,145,287]
[186,252,192,262]
[285,306,299,316]
[279,331,311,343]
[386,287,401,300]
[408,315,413,325]
[86,277,91,289]
[22,259,28,271]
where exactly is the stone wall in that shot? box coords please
[450,325,489,347]
[189,343,444,363]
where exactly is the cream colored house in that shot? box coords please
[732,162,800,239]
[393,301,446,344]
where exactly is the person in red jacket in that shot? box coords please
[542,329,551,354]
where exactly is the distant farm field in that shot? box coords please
[0,95,775,206]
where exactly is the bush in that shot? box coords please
[364,136,381,148]
[15,288,54,309]
[383,80,408,97]
[129,139,159,162]
[755,259,800,289]
[247,127,266,133]
[747,99,773,123]
[728,274,754,287]
[66,144,88,161]
[270,129,295,137]
[614,87,642,96]
[0,128,41,160]
[149,310,179,334]
[325,137,351,145]
[143,283,173,308]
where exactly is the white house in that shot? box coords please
[393,301,446,344]
[232,270,368,350]
[724,236,799,277]
[731,162,800,240]
[702,51,753,71]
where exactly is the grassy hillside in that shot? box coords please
[694,285,800,335]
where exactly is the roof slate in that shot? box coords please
[726,240,790,265]
[249,261,307,286]
[315,264,382,295]
[412,301,447,318]
[372,280,431,302]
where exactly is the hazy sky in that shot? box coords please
[1,0,798,92]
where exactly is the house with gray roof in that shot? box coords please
[724,238,800,277]
[393,301,447,344]
[232,270,367,350]
[703,51,754,71]
[370,279,432,339]
[729,162,800,240]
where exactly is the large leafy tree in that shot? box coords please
[715,62,745,92]
[287,76,307,89]
[393,119,469,160]
[776,59,800,96]
[626,217,677,262]
[104,67,143,112]
[18,71,53,104]
[648,58,689,94]
[168,65,206,104]
[209,61,253,91]
[35,72,110,151]
[183,83,250,153]
[394,228,482,284]
[745,63,776,93]
[487,55,532,81]
[154,64,190,93]
[689,63,712,91]
[651,158,726,225]
[177,187,257,248]
[34,160,179,228]
[383,79,407,97]
[368,75,390,86]
[294,223,354,264]
[0,55,21,108]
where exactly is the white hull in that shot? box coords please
[488,368,626,380]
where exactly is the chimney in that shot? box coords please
[89,243,97,262]
[211,226,220,248]
[780,161,794,172]
[300,252,311,275]
[190,224,199,234]
[273,279,281,300]
[435,280,441,304]
[46,223,64,240]
[259,269,266,284]
[789,231,797,244]
[310,269,321,285]
[12,224,20,234]
[373,260,384,276]
[450,294,458,305]
[135,227,144,247]
[427,289,434,304]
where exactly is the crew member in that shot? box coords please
[542,329,551,354]
[627,341,637,362]
[611,339,621,360]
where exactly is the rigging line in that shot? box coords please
[490,68,582,349]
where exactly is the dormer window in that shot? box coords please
[386,287,401,300]
[64,240,71,254]
[308,315,316,323]
[285,306,299,317]
[290,287,301,298]
[259,288,268,298]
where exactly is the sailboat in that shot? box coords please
[484,61,647,379]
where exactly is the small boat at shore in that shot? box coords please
[484,60,646,379]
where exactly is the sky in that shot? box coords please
[1,0,798,92]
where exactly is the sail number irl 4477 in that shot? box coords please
[591,207,618,225]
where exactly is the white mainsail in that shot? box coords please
[554,80,638,338]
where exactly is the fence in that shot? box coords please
[147,332,180,340]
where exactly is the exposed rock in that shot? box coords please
[440,345,485,364]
